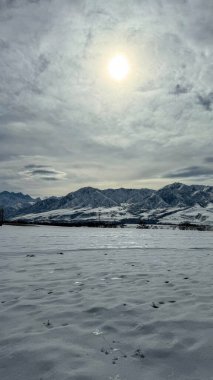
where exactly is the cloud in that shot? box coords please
[0,39,9,49]
[205,157,213,163]
[22,165,66,181]
[172,84,192,95]
[37,54,50,74]
[31,169,58,175]
[197,92,213,111]
[41,177,61,181]
[24,164,47,169]
[164,166,213,179]
[0,0,212,195]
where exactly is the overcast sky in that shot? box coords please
[0,0,213,196]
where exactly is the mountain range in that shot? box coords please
[0,183,213,225]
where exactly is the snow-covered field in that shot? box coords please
[0,225,213,380]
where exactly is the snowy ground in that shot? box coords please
[0,225,213,380]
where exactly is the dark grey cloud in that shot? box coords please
[0,38,9,49]
[28,0,43,4]
[164,166,213,179]
[41,177,61,181]
[205,157,213,163]
[0,0,13,8]
[197,92,213,111]
[31,169,58,175]
[172,84,191,95]
[0,0,212,195]
[0,0,45,8]
[24,164,47,169]
[37,54,50,75]
[21,165,66,183]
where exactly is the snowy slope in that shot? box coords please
[12,205,135,223]
[159,203,213,225]
[11,203,213,226]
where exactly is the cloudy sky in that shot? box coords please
[0,0,213,196]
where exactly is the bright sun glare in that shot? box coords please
[108,54,129,81]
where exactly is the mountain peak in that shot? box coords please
[162,182,184,190]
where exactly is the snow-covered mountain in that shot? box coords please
[0,191,39,218]
[2,183,213,225]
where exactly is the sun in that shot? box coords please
[108,54,130,81]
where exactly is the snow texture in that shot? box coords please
[0,225,213,380]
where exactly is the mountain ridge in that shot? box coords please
[1,182,213,225]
